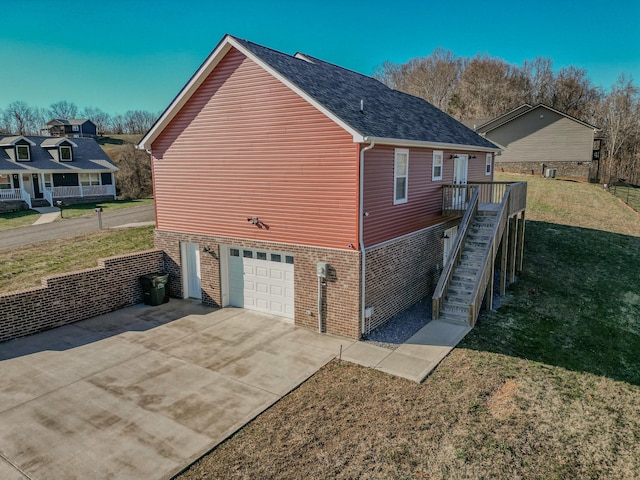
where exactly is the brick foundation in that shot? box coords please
[496,161,591,180]
[0,250,164,342]
[364,220,459,334]
[0,201,28,213]
[155,230,362,338]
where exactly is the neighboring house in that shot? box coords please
[138,35,526,339]
[42,118,98,138]
[475,104,599,180]
[0,135,117,212]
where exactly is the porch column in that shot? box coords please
[509,215,517,283]
[500,221,508,295]
[79,181,84,197]
[111,172,116,199]
[517,211,526,273]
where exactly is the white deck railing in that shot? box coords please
[0,188,22,201]
[48,185,115,198]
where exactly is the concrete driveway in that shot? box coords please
[0,301,354,480]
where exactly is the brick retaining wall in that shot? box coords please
[0,250,164,342]
[496,161,592,180]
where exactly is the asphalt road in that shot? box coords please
[0,204,155,250]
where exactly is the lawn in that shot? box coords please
[0,209,40,231]
[0,226,154,292]
[178,173,640,480]
[611,182,640,213]
[58,198,154,219]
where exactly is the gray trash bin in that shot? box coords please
[140,273,169,306]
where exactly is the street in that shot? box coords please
[0,204,155,250]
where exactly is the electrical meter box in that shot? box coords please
[316,262,329,278]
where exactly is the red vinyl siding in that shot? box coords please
[151,48,360,250]
[363,145,491,247]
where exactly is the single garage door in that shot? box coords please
[228,247,295,320]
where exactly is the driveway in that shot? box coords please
[0,301,354,479]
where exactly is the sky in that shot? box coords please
[1,0,639,116]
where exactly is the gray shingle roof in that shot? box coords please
[0,136,117,173]
[233,37,496,149]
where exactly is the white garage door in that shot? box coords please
[228,248,295,320]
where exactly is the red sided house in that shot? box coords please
[138,35,527,339]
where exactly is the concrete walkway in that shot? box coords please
[0,301,469,479]
[31,207,61,225]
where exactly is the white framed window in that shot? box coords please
[0,174,11,190]
[80,173,100,186]
[16,145,30,161]
[485,153,492,175]
[394,148,409,204]
[432,150,443,181]
[60,146,73,161]
[44,173,52,188]
[72,125,79,132]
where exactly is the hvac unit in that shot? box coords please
[545,168,557,178]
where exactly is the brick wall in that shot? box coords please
[0,201,28,213]
[364,220,459,334]
[155,230,362,338]
[496,161,591,180]
[0,250,164,342]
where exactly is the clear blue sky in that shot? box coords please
[1,0,638,115]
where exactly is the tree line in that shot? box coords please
[375,50,640,184]
[0,100,159,136]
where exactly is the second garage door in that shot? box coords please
[228,247,295,320]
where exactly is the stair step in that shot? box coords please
[437,313,469,327]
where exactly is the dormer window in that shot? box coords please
[72,125,79,132]
[16,145,30,161]
[60,145,73,161]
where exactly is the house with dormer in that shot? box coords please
[0,135,117,212]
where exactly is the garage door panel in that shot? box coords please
[227,247,295,321]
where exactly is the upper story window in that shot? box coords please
[60,145,73,161]
[485,153,492,175]
[432,150,443,181]
[394,148,409,204]
[16,144,30,161]
[72,125,79,132]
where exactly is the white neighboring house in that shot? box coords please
[0,135,117,211]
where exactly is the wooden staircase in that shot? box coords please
[433,181,527,328]
[438,212,497,325]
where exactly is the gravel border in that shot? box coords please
[363,297,432,350]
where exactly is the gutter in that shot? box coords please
[359,138,375,337]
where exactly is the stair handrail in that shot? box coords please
[432,187,480,319]
[466,186,511,325]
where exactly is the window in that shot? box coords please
[44,174,52,188]
[60,146,72,161]
[257,252,267,260]
[394,148,409,204]
[0,174,11,190]
[16,145,30,161]
[270,254,282,262]
[79,173,100,186]
[285,255,294,264]
[485,153,492,176]
[72,125,79,132]
[243,250,253,258]
[432,150,443,181]
[230,248,240,257]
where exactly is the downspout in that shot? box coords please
[359,138,375,337]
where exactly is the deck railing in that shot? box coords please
[0,188,22,201]
[442,181,526,216]
[48,185,115,198]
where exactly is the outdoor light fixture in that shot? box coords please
[247,217,259,225]
[469,155,477,159]
[442,233,450,239]
[449,154,459,159]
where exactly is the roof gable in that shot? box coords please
[139,35,497,152]
[478,104,598,134]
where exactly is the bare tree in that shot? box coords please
[81,106,112,135]
[3,101,38,134]
[523,57,555,105]
[115,144,153,198]
[551,66,599,118]
[48,100,79,120]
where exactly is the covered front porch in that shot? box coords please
[0,171,116,209]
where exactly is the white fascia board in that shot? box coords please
[138,35,365,150]
[363,136,500,153]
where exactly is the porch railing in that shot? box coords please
[48,185,115,198]
[43,188,53,206]
[442,182,526,216]
[0,188,22,201]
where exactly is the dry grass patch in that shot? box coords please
[179,358,640,480]
[0,226,154,292]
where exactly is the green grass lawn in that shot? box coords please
[178,173,640,480]
[0,226,154,292]
[0,210,40,231]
